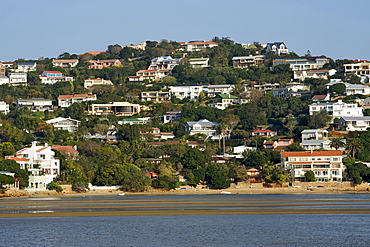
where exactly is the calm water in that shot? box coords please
[1,194,370,247]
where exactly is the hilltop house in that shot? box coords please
[58,94,97,108]
[15,62,37,72]
[39,71,73,85]
[46,117,80,132]
[273,57,329,70]
[185,119,219,140]
[16,98,53,111]
[281,150,344,182]
[88,59,121,69]
[88,102,141,116]
[264,42,289,55]
[8,72,27,85]
[84,78,113,89]
[52,59,79,69]
[183,41,218,52]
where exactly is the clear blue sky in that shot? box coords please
[1,0,370,61]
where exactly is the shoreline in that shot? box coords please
[2,186,367,199]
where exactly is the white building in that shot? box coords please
[294,69,336,80]
[206,84,235,97]
[39,71,73,85]
[208,94,248,110]
[84,78,113,89]
[0,101,10,114]
[188,58,210,68]
[169,83,207,100]
[88,102,141,116]
[273,57,329,71]
[14,142,60,185]
[281,151,344,182]
[148,56,181,70]
[141,91,171,102]
[301,129,331,151]
[16,98,53,111]
[46,117,81,132]
[8,72,27,86]
[0,76,9,85]
[15,62,37,72]
[184,41,218,52]
[325,81,370,96]
[52,59,79,69]
[185,119,219,139]
[338,116,370,131]
[162,111,182,123]
[309,100,363,118]
[58,94,97,108]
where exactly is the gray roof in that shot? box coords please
[301,129,328,133]
[186,119,218,127]
[339,116,370,121]
[302,139,331,145]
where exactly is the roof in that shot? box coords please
[36,147,48,152]
[52,59,78,63]
[52,146,79,154]
[6,157,29,162]
[58,94,95,99]
[252,129,275,133]
[43,71,63,74]
[187,41,218,45]
[172,83,203,87]
[339,116,370,121]
[46,117,81,124]
[281,151,342,158]
[18,62,36,65]
[187,119,218,127]
[85,51,107,55]
[312,95,327,99]
[215,94,239,99]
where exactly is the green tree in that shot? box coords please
[345,138,362,158]
[308,110,331,128]
[64,103,86,121]
[329,83,346,96]
[0,173,14,188]
[121,164,152,192]
[330,138,345,150]
[205,164,230,189]
[304,171,316,182]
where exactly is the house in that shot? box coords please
[263,139,294,151]
[46,117,80,132]
[8,72,27,85]
[128,69,171,82]
[88,102,141,116]
[188,58,209,68]
[141,128,175,140]
[83,51,107,56]
[51,145,79,159]
[309,100,363,118]
[183,40,218,52]
[0,101,10,114]
[84,134,121,143]
[169,83,207,100]
[52,59,79,69]
[362,97,370,109]
[250,129,277,137]
[141,91,171,102]
[311,94,330,101]
[15,62,37,72]
[338,116,370,131]
[58,94,97,108]
[88,59,121,69]
[208,94,248,110]
[325,80,370,96]
[0,64,6,76]
[273,57,329,70]
[344,62,370,77]
[294,69,336,80]
[118,118,149,125]
[301,129,329,141]
[84,78,113,89]
[13,142,60,185]
[232,145,257,154]
[281,150,344,182]
[162,111,182,123]
[125,42,147,50]
[246,168,263,183]
[301,129,344,151]
[264,42,289,55]
[148,56,181,70]
[206,84,235,97]
[185,119,219,139]
[232,55,266,68]
[16,98,53,111]
[0,62,14,69]
[39,71,73,85]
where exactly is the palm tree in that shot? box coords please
[345,138,362,158]
[330,138,345,150]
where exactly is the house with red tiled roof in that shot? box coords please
[263,139,294,151]
[58,94,97,108]
[281,150,344,182]
[88,59,121,69]
[13,141,60,185]
[311,94,330,101]
[52,145,79,159]
[52,59,79,69]
[184,40,218,52]
[84,78,113,89]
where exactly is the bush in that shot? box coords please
[47,181,63,192]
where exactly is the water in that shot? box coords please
[1,194,370,246]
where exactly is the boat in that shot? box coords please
[220,191,231,194]
[117,193,125,196]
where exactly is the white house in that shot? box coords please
[185,119,219,139]
[273,57,329,70]
[39,71,73,85]
[88,102,141,116]
[148,56,181,70]
[309,100,363,118]
[52,59,79,69]
[58,94,97,108]
[208,94,248,110]
[338,116,370,131]
[281,150,344,182]
[84,78,113,89]
[8,72,27,86]
[16,98,53,111]
[14,142,60,185]
[169,83,207,100]
[0,76,9,85]
[46,117,80,132]
[264,42,289,55]
[294,69,336,80]
[15,62,37,72]
[325,81,370,96]
[141,91,171,102]
[206,84,235,97]
[0,101,10,114]
[188,58,210,68]
[184,41,218,52]
[162,111,182,123]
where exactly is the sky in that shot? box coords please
[1,0,370,61]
